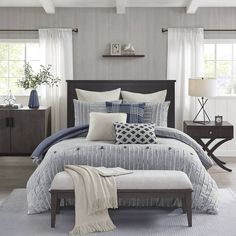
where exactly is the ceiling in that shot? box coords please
[0,0,236,14]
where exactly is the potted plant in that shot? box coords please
[17,63,60,108]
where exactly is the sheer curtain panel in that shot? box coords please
[39,29,73,133]
[167,28,204,130]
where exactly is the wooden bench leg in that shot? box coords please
[51,191,57,228]
[182,196,186,213]
[56,198,61,214]
[185,192,192,227]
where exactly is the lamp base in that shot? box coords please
[193,120,211,125]
[192,97,211,125]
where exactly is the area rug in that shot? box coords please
[0,189,236,236]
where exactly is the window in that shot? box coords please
[0,40,40,96]
[204,40,236,95]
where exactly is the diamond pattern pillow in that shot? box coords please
[106,102,145,123]
[114,123,158,144]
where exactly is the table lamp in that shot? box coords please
[189,77,216,124]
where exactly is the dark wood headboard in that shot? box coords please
[66,80,176,128]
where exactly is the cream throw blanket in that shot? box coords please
[64,165,123,235]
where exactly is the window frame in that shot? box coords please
[204,39,236,97]
[0,39,40,97]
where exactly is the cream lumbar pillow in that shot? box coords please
[76,88,121,102]
[121,90,167,103]
[86,112,127,141]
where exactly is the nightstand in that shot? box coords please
[183,121,234,172]
[0,107,51,155]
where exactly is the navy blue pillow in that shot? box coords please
[106,102,145,123]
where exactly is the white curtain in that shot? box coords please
[39,29,73,133]
[167,28,204,130]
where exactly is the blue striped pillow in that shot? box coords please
[123,100,170,127]
[73,100,121,126]
[106,102,145,123]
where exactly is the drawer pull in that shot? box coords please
[209,131,213,135]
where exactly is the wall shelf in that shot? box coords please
[102,54,145,58]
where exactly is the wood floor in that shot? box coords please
[209,156,236,192]
[0,156,236,203]
[0,156,36,204]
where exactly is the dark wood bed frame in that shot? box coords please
[66,80,176,127]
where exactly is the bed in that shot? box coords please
[26,80,218,215]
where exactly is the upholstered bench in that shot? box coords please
[50,170,193,228]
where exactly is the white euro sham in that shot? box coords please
[76,88,121,102]
[121,90,167,103]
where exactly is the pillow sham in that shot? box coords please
[143,101,170,127]
[114,123,158,144]
[76,88,121,102]
[86,112,127,141]
[122,101,170,127]
[73,100,121,126]
[106,102,145,123]
[121,90,167,103]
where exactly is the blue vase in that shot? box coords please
[28,90,39,108]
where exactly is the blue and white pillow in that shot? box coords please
[106,102,145,123]
[123,100,170,127]
[73,100,121,126]
[114,122,158,144]
[143,102,170,127]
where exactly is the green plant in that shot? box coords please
[17,63,61,90]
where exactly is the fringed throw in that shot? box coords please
[64,165,118,235]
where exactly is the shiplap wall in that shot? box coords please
[0,7,236,155]
[0,7,236,80]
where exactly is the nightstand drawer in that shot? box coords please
[185,126,233,139]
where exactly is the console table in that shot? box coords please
[183,121,234,172]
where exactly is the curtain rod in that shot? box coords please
[0,28,78,33]
[162,28,236,33]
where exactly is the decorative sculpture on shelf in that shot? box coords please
[3,90,16,107]
[122,43,135,55]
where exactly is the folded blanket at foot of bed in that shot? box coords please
[64,165,118,235]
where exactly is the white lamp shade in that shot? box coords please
[189,78,217,98]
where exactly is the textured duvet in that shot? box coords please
[27,126,218,214]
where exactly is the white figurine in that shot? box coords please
[123,43,135,55]
[3,90,16,106]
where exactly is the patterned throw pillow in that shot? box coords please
[123,100,170,127]
[143,101,170,127]
[106,102,145,123]
[73,100,121,126]
[114,123,158,144]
